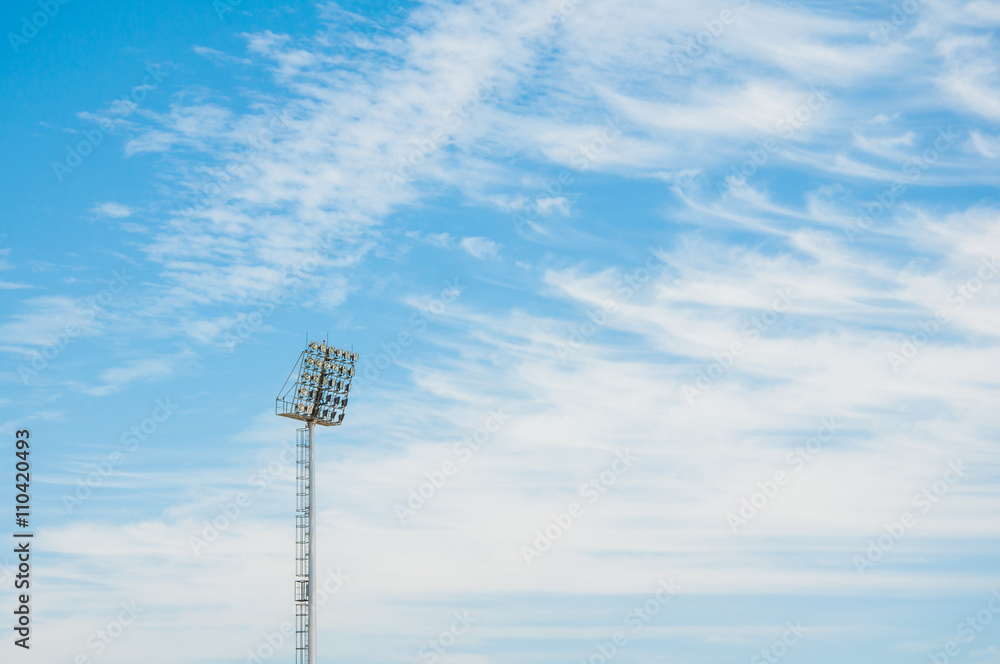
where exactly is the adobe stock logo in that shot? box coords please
[926,590,1000,664]
[852,459,966,574]
[394,408,509,523]
[244,569,348,663]
[62,398,178,513]
[555,248,667,359]
[51,66,170,182]
[576,579,678,664]
[726,417,840,533]
[7,0,71,53]
[354,279,463,388]
[520,450,635,566]
[19,268,133,384]
[417,611,477,664]
[672,0,751,73]
[751,622,807,664]
[682,288,796,403]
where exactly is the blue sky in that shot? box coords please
[1,0,1000,662]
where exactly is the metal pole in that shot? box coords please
[307,420,317,664]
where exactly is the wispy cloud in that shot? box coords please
[460,236,500,260]
[82,355,183,396]
[92,201,134,218]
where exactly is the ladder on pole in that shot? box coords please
[294,426,311,664]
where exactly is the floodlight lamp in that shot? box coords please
[277,340,357,427]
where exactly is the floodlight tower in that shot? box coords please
[276,340,358,664]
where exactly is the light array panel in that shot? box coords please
[276,341,358,426]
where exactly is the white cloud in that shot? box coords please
[936,35,1000,120]
[460,236,500,260]
[963,0,1000,23]
[968,130,1000,157]
[0,296,102,353]
[92,201,134,218]
[536,196,570,216]
[486,193,529,213]
[486,193,569,216]
[192,44,253,65]
[104,0,999,330]
[83,356,180,396]
[123,129,177,156]
[425,232,454,248]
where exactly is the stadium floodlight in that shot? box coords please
[276,340,357,664]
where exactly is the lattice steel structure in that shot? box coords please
[276,340,357,664]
